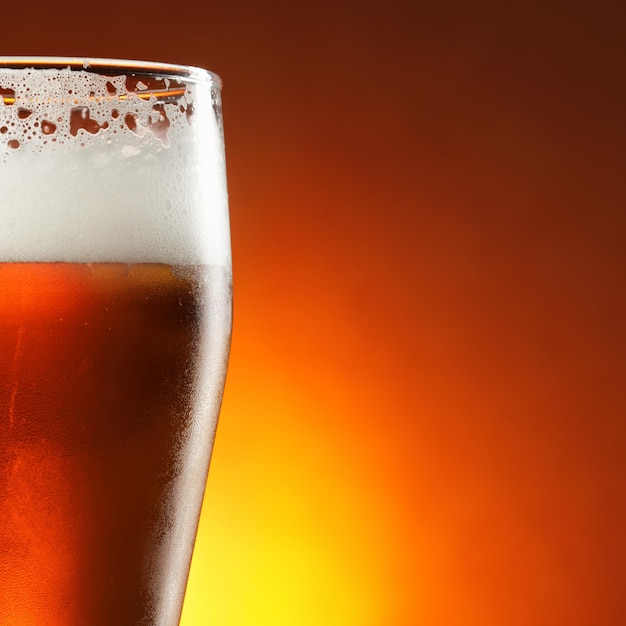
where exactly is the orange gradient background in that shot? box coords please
[2,1,626,624]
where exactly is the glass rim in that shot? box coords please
[0,56,222,89]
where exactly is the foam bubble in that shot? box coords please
[0,65,230,266]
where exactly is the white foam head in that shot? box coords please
[0,59,230,266]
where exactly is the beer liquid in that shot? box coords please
[0,263,231,625]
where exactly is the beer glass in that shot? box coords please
[0,58,232,624]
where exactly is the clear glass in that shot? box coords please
[0,58,232,624]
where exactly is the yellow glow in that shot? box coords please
[180,372,394,625]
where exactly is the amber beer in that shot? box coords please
[0,59,231,624]
[0,263,231,624]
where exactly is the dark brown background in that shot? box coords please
[2,0,625,624]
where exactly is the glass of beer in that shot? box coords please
[0,58,232,624]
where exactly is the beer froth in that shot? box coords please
[0,64,230,266]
